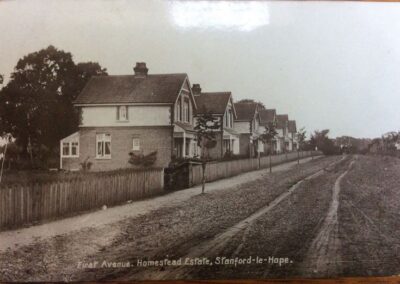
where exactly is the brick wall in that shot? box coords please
[65,126,172,171]
[61,157,81,171]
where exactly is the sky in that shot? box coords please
[1,0,400,139]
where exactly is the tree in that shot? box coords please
[0,46,107,165]
[260,122,278,173]
[382,131,399,153]
[0,74,3,85]
[310,129,339,155]
[236,99,266,110]
[296,127,306,164]
[194,110,220,194]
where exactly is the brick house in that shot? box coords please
[259,109,278,154]
[60,62,199,171]
[233,102,263,157]
[276,114,290,153]
[192,84,240,159]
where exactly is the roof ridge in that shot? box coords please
[201,91,231,95]
[92,73,187,78]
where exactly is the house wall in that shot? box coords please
[206,132,223,160]
[71,126,173,171]
[239,133,251,157]
[234,121,250,134]
[81,106,171,127]
[61,157,81,171]
[233,138,240,154]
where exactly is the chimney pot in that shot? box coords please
[134,62,148,77]
[192,84,201,95]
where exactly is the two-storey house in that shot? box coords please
[192,84,239,159]
[259,109,278,154]
[233,102,262,157]
[276,114,289,153]
[60,62,198,171]
[288,120,297,150]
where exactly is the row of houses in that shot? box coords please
[60,63,299,171]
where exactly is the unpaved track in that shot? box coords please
[0,156,337,282]
[0,156,319,252]
[4,155,400,281]
[300,157,356,277]
[132,158,346,280]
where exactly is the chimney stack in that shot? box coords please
[192,84,201,96]
[134,62,148,78]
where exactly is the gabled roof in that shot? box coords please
[195,92,233,116]
[288,120,297,133]
[276,114,289,129]
[74,74,188,105]
[259,109,276,125]
[234,103,258,121]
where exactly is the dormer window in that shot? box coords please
[117,106,129,121]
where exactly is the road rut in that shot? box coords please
[301,157,356,277]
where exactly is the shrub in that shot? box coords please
[128,151,157,167]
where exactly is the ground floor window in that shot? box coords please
[223,139,232,153]
[96,133,111,159]
[132,138,140,151]
[62,141,79,157]
[192,141,198,157]
[174,139,182,158]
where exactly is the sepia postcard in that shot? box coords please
[0,0,400,282]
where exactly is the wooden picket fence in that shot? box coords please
[0,169,164,230]
[190,151,318,186]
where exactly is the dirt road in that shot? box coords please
[1,155,400,281]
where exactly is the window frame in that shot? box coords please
[96,133,112,159]
[61,141,79,158]
[117,106,129,122]
[183,98,190,123]
[176,101,181,122]
[132,138,140,151]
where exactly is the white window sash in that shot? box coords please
[132,138,140,151]
[96,134,111,159]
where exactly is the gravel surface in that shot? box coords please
[0,156,336,282]
[3,155,398,281]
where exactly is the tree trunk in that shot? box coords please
[297,149,300,164]
[269,141,272,173]
[201,161,206,194]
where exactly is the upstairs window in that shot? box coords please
[183,99,190,123]
[96,133,111,159]
[225,109,233,128]
[117,106,128,121]
[176,101,181,121]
